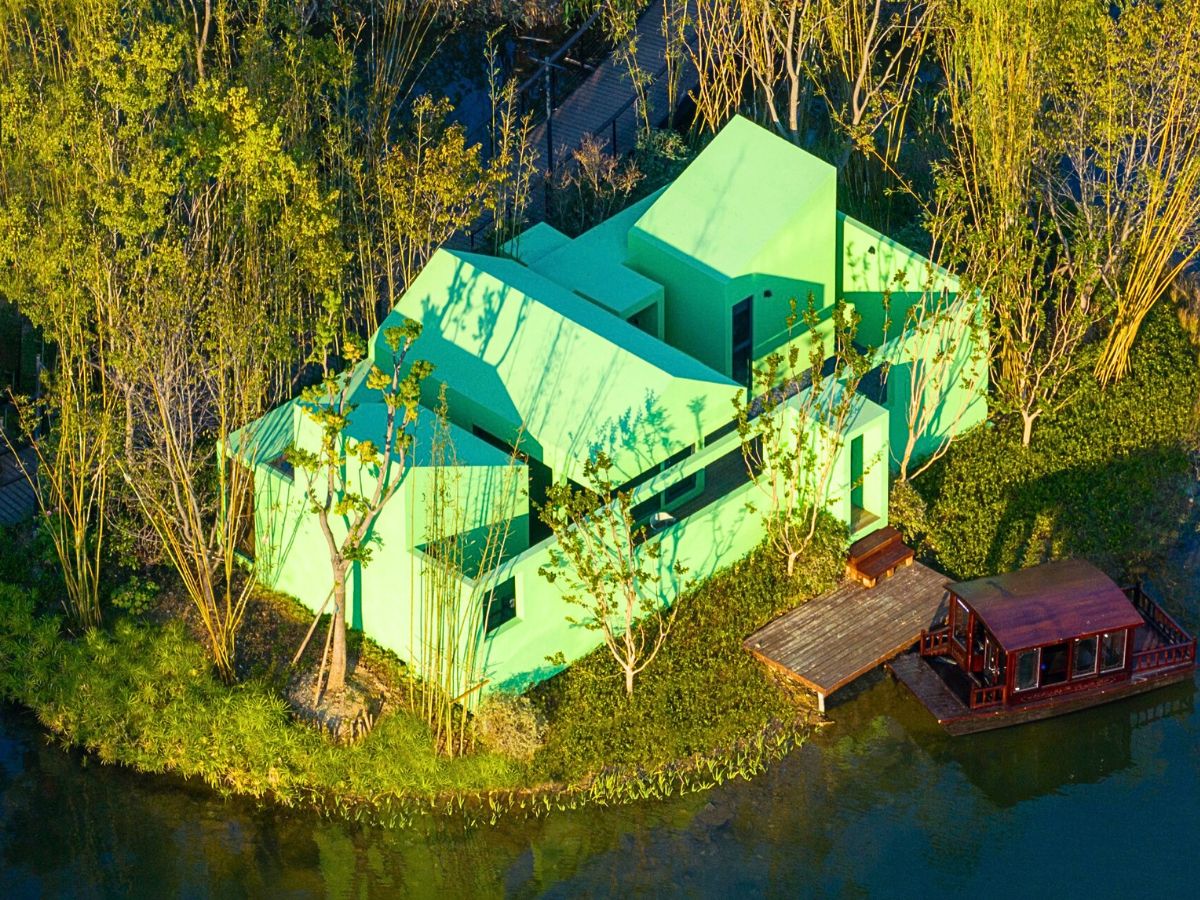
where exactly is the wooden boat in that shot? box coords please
[888,559,1196,735]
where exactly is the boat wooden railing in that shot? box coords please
[969,684,1006,709]
[919,626,950,656]
[1133,642,1196,674]
[1124,584,1197,674]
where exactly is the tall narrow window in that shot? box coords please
[850,434,865,513]
[1040,642,1070,686]
[1072,636,1098,678]
[484,578,518,634]
[952,597,969,648]
[731,296,753,389]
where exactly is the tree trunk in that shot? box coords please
[786,549,798,577]
[1020,410,1038,448]
[327,568,348,693]
[624,664,635,696]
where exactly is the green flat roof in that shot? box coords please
[387,248,741,480]
[500,221,571,265]
[632,116,836,278]
[530,190,665,318]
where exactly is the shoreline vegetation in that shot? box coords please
[0,306,1194,827]
[0,541,834,828]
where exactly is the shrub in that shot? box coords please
[915,305,1200,580]
[473,693,547,761]
[888,479,933,555]
[110,575,160,617]
[546,135,643,236]
[530,520,844,783]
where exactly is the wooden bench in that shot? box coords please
[846,526,914,589]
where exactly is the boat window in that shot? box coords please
[1040,642,1070,686]
[1101,631,1127,672]
[952,598,969,648]
[1014,648,1039,691]
[1072,636,1098,678]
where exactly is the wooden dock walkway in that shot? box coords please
[529,1,697,174]
[744,562,949,712]
[0,448,36,526]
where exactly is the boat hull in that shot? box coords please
[887,652,1195,735]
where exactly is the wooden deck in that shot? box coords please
[0,448,35,526]
[529,1,698,174]
[744,562,949,711]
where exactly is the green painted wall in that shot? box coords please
[626,231,732,378]
[626,121,837,385]
[248,413,529,678]
[837,213,989,471]
[237,116,993,699]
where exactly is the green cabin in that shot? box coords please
[231,116,988,695]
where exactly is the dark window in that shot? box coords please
[665,472,700,504]
[472,425,513,455]
[985,640,1004,683]
[1072,636,1098,678]
[1101,631,1127,672]
[484,578,517,634]
[703,419,739,447]
[858,364,889,405]
[1014,649,1039,691]
[731,296,753,388]
[267,454,294,480]
[1040,642,1070,686]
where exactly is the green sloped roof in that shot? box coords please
[387,248,741,480]
[530,190,664,318]
[231,363,511,471]
[631,116,836,278]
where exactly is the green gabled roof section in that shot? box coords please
[631,115,836,279]
[230,363,512,472]
[500,221,570,265]
[387,248,741,481]
[228,399,300,467]
[529,190,665,318]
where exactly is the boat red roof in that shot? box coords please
[948,559,1143,651]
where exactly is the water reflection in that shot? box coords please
[1,666,1198,897]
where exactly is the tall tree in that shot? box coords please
[934,0,1101,447]
[288,316,431,697]
[0,1,174,628]
[539,453,683,696]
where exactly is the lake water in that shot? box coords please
[2,667,1198,897]
[3,526,1198,897]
